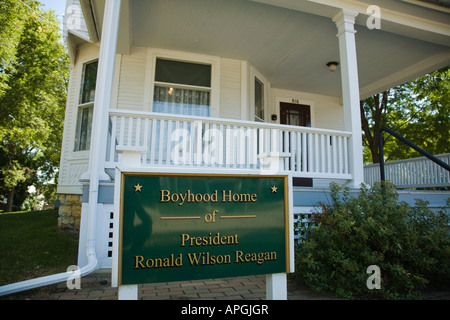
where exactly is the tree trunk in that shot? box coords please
[6,186,15,212]
[360,91,390,164]
[371,132,380,164]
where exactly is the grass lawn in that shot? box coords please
[0,210,79,286]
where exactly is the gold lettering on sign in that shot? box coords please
[221,190,257,203]
[159,189,258,205]
[160,190,218,206]
[180,232,239,247]
[235,251,277,265]
[134,254,183,269]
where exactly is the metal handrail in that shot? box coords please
[378,126,450,182]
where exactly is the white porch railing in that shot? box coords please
[364,153,450,188]
[106,110,352,179]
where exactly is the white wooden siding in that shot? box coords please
[58,43,100,195]
[116,46,147,111]
[220,58,242,120]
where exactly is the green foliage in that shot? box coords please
[0,1,69,210]
[294,183,450,299]
[0,0,28,97]
[2,160,26,189]
[388,68,450,160]
[361,67,450,164]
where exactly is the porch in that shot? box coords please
[105,110,352,181]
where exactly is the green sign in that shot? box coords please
[118,173,290,286]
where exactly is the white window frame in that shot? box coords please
[249,66,270,123]
[144,48,220,117]
[74,59,98,152]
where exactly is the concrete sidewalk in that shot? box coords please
[2,270,450,300]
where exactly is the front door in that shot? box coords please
[280,102,313,187]
[280,102,311,127]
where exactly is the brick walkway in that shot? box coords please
[1,270,339,300]
[2,270,449,300]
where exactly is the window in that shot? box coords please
[254,77,264,122]
[153,58,211,117]
[74,60,98,151]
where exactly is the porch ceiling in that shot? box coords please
[90,0,450,98]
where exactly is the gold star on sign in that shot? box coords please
[271,185,278,193]
[133,183,143,193]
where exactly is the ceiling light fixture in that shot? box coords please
[326,61,339,72]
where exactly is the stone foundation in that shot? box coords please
[58,194,82,232]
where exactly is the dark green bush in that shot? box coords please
[293,182,450,299]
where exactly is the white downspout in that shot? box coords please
[0,0,122,297]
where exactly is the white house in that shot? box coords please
[58,0,450,270]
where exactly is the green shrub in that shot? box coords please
[293,182,450,299]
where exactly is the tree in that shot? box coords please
[0,0,69,211]
[388,68,449,160]
[0,0,27,97]
[360,67,450,164]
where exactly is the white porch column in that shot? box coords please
[89,0,122,183]
[333,10,364,188]
[84,0,122,266]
